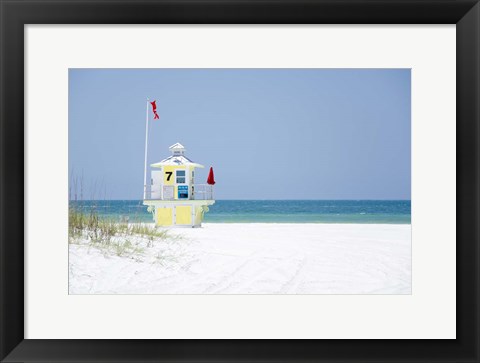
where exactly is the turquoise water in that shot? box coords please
[70,200,411,224]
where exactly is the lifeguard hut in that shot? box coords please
[143,143,215,227]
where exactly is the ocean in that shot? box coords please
[69,200,411,224]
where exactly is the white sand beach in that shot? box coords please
[69,223,411,295]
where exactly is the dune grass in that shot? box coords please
[69,206,177,259]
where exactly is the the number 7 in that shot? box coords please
[166,171,173,181]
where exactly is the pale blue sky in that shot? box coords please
[69,69,410,200]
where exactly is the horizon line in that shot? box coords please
[69,198,412,202]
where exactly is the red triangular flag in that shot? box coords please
[207,167,216,185]
[150,100,160,120]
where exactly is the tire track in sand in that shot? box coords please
[278,253,308,294]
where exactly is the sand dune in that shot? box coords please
[69,223,411,294]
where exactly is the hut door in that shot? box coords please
[151,171,162,199]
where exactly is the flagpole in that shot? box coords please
[143,98,150,200]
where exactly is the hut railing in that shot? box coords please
[144,184,214,201]
[192,184,214,200]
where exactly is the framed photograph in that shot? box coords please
[67,67,412,296]
[1,0,479,362]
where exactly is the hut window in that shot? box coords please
[176,170,186,184]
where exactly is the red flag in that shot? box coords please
[150,100,160,120]
[207,167,216,185]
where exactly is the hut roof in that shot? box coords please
[151,155,204,168]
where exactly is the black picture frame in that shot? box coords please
[1,1,479,362]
